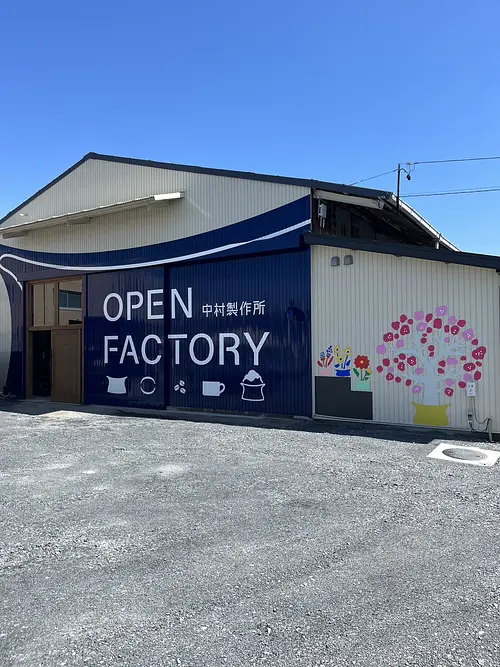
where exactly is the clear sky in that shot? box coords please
[1,0,499,254]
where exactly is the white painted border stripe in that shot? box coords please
[0,219,310,289]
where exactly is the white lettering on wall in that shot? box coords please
[103,294,123,322]
[243,331,270,366]
[126,291,144,320]
[104,335,119,364]
[147,289,164,320]
[168,334,188,364]
[119,335,140,364]
[189,333,214,366]
[141,334,162,365]
[171,288,192,319]
[219,333,240,366]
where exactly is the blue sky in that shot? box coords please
[1,0,499,253]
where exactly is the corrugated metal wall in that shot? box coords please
[4,159,309,254]
[312,245,500,430]
[85,267,165,408]
[168,251,312,416]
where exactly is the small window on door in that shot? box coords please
[58,279,83,325]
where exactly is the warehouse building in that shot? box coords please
[0,153,498,433]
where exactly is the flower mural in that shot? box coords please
[353,355,372,391]
[317,345,334,376]
[376,306,487,426]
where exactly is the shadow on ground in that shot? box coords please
[0,396,491,445]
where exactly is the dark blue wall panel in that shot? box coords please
[167,250,312,416]
[85,268,165,408]
[4,277,24,397]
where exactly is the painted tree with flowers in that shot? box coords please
[376,306,487,426]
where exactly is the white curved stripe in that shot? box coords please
[0,219,310,290]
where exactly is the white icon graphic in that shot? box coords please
[241,370,265,402]
[140,376,156,395]
[174,380,186,395]
[202,381,225,397]
[106,376,127,395]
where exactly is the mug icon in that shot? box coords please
[202,381,225,397]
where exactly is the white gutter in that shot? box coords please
[391,195,460,252]
[1,192,185,239]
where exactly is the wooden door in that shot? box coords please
[51,329,81,403]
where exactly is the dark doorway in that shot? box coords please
[32,331,52,397]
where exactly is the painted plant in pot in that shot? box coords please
[376,306,486,426]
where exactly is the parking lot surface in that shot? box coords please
[0,405,499,667]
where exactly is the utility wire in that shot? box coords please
[413,155,500,165]
[402,186,500,198]
[349,168,398,186]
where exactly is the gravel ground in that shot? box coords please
[0,403,499,667]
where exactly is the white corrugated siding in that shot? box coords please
[2,160,309,253]
[312,245,500,430]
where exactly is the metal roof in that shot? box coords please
[0,152,458,251]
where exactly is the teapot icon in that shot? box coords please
[106,376,128,395]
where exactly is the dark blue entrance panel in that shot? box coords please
[168,251,311,416]
[85,268,165,408]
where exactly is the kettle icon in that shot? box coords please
[106,376,128,395]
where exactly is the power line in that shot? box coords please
[349,168,398,186]
[402,186,500,198]
[412,155,500,165]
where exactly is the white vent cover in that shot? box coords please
[428,443,500,467]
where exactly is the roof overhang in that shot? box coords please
[1,192,184,239]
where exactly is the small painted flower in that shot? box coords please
[425,313,433,322]
[412,385,422,394]
[344,348,352,356]
[474,370,482,381]
[462,328,474,341]
[395,376,402,383]
[417,322,427,332]
[472,346,487,360]
[472,338,479,346]
[415,368,423,375]
[383,358,390,367]
[439,360,446,367]
[444,325,450,333]
[427,327,433,334]
[408,356,417,366]
[444,337,450,343]
[405,379,412,387]
[445,379,454,387]
[408,319,414,325]
[396,339,405,349]
[458,381,466,389]
[400,314,408,323]
[377,365,383,373]
[376,344,387,354]
[354,355,370,370]
[383,332,394,342]
[394,334,400,339]
[391,321,400,330]
[327,345,333,356]
[399,354,406,360]
[451,326,460,336]
[421,338,427,344]
[334,346,341,354]
[449,316,457,325]
[320,351,325,359]
[400,324,411,336]
[447,357,458,366]
[457,319,466,327]
[398,362,405,372]
[436,306,448,316]
[445,387,454,397]
[464,362,476,372]
[433,318,442,330]
[414,311,425,321]
[464,373,473,382]
[438,368,445,374]
[386,373,394,381]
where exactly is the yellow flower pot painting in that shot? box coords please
[376,306,487,426]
